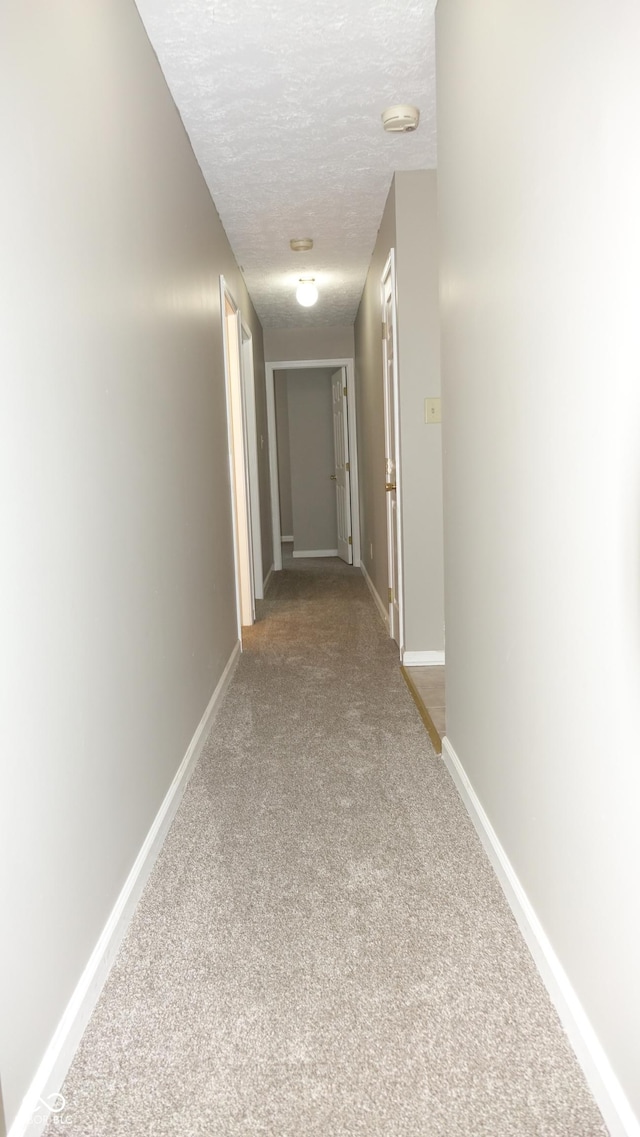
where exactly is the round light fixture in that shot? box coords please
[382,104,420,133]
[296,278,318,307]
[290,237,314,252]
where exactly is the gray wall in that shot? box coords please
[0,1,266,1127]
[264,325,354,362]
[285,370,338,554]
[274,372,294,537]
[354,174,444,654]
[395,171,444,653]
[437,0,640,1124]
[252,346,274,580]
[354,180,397,607]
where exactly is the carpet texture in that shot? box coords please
[48,557,607,1136]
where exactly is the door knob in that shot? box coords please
[385,482,396,492]
[330,474,337,480]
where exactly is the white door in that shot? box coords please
[240,326,263,599]
[382,253,402,648]
[222,282,255,632]
[331,367,352,564]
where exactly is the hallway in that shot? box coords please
[51,560,604,1136]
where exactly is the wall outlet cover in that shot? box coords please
[425,397,441,424]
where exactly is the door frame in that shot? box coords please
[381,250,405,654]
[220,275,256,635]
[330,367,353,565]
[240,321,264,600]
[265,358,361,571]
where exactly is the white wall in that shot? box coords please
[0,1,265,1128]
[437,0,640,1127]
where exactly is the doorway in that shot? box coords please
[331,367,352,564]
[265,358,360,571]
[381,250,404,653]
[220,276,261,637]
[240,324,264,600]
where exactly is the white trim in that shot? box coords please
[292,548,338,558]
[220,276,254,630]
[265,358,361,570]
[9,643,240,1137]
[262,563,274,594]
[344,362,361,568]
[281,535,294,543]
[240,323,263,601]
[219,279,243,640]
[265,361,282,572]
[361,562,389,630]
[441,736,640,1137]
[401,650,445,666]
[381,250,405,652]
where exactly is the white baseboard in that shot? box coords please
[360,563,389,630]
[10,642,241,1137]
[402,650,445,666]
[441,736,640,1137]
[263,563,274,595]
[292,549,338,558]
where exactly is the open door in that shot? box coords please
[220,277,255,635]
[382,252,403,650]
[331,367,352,564]
[240,324,264,599]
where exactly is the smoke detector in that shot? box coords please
[382,105,420,133]
[290,238,314,252]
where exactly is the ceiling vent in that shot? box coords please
[381,105,420,133]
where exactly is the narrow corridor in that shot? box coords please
[51,559,605,1136]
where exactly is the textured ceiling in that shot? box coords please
[134,0,437,327]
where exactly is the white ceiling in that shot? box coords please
[134,0,437,328]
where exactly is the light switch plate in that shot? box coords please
[425,397,441,424]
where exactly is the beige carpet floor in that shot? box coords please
[48,556,607,1135]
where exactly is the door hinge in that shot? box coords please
[382,321,388,340]
[345,461,350,472]
[388,587,393,603]
[343,385,347,397]
[348,535,352,545]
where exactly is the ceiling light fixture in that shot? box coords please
[296,278,318,307]
[290,237,314,252]
[382,104,420,133]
